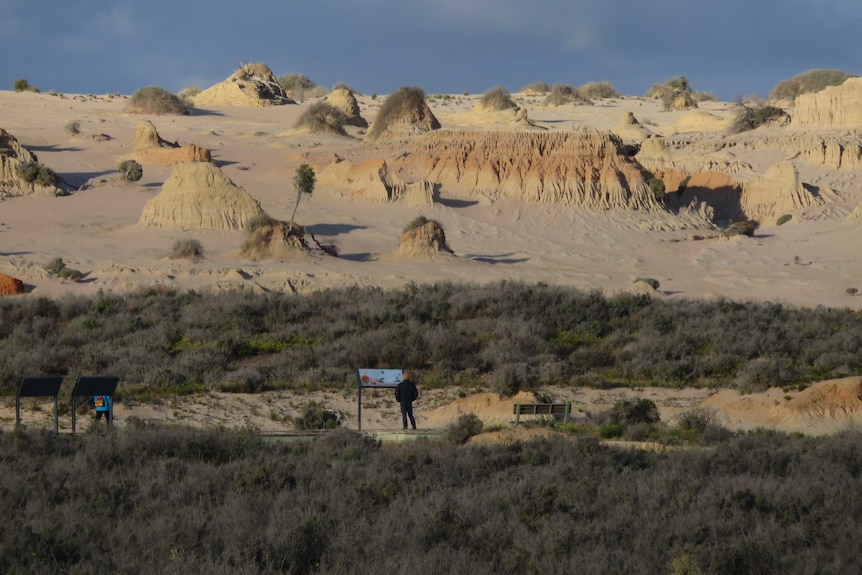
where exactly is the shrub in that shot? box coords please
[490,362,529,397]
[331,82,357,94]
[278,72,316,93]
[598,423,623,438]
[478,86,517,111]
[43,257,83,282]
[520,82,550,93]
[677,407,720,435]
[608,398,661,426]
[445,413,484,444]
[294,401,340,430]
[118,159,143,182]
[403,216,430,233]
[15,161,57,187]
[771,69,858,100]
[578,81,619,99]
[634,277,660,290]
[648,177,666,202]
[64,120,81,136]
[543,84,589,106]
[125,86,189,115]
[847,288,858,296]
[13,78,31,92]
[723,220,758,237]
[776,214,792,226]
[293,101,347,135]
[730,102,789,133]
[167,238,205,261]
[366,86,437,140]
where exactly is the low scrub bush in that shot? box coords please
[117,159,143,182]
[478,86,517,111]
[294,401,340,429]
[125,86,189,115]
[730,102,789,133]
[167,238,205,261]
[776,214,792,226]
[578,81,619,99]
[634,277,660,290]
[520,81,550,93]
[723,220,758,237]
[445,412,484,444]
[771,69,857,100]
[366,86,436,139]
[403,215,430,233]
[544,84,590,106]
[64,120,81,136]
[43,257,83,282]
[609,398,661,426]
[294,101,347,135]
[15,161,57,187]
[13,78,38,92]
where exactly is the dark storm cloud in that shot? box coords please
[0,0,859,99]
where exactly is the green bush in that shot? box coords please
[294,401,340,430]
[118,159,143,182]
[293,101,347,135]
[730,102,789,133]
[125,86,189,115]
[478,86,517,111]
[598,423,623,438]
[543,84,589,106]
[647,177,665,202]
[776,214,792,226]
[278,72,316,93]
[445,413,484,444]
[520,82,551,93]
[43,257,83,282]
[771,69,857,100]
[15,161,57,187]
[13,78,31,92]
[677,407,719,435]
[366,86,440,140]
[608,398,661,426]
[403,215,430,233]
[167,238,205,261]
[578,81,619,99]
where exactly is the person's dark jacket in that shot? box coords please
[395,379,418,406]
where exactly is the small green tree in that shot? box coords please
[289,164,316,231]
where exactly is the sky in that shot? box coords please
[1,0,860,100]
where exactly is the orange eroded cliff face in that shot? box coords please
[390,129,657,209]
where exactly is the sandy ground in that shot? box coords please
[2,88,862,439]
[5,378,862,437]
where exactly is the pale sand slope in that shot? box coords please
[5,379,862,437]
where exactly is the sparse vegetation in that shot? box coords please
[647,177,665,202]
[289,164,316,231]
[331,82,357,94]
[294,401,340,429]
[578,81,619,99]
[277,72,317,101]
[117,159,143,182]
[445,413,484,444]
[646,75,709,111]
[478,86,517,111]
[847,288,858,296]
[723,220,758,237]
[13,78,37,92]
[293,101,347,135]
[543,84,590,106]
[3,426,862,573]
[15,161,57,187]
[125,86,189,115]
[64,120,81,136]
[403,215,430,233]
[730,101,789,133]
[366,86,438,140]
[776,214,792,226]
[771,69,858,101]
[1,282,862,393]
[520,82,551,93]
[43,257,83,282]
[167,238,205,261]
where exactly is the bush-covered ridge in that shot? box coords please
[0,282,860,395]
[2,426,862,573]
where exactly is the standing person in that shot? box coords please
[93,395,111,424]
[395,372,419,430]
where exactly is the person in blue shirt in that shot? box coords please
[93,395,112,424]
